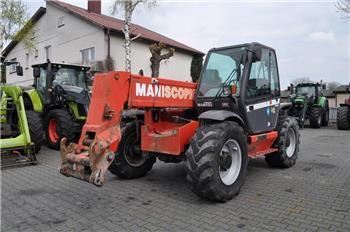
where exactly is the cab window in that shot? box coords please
[247,49,280,98]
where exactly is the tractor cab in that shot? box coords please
[196,42,281,134]
[295,84,317,98]
[32,62,91,108]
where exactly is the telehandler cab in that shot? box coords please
[60,43,300,202]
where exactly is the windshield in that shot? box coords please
[198,47,246,97]
[53,68,87,88]
[296,86,316,96]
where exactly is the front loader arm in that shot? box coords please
[60,72,132,185]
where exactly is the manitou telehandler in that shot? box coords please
[60,43,300,202]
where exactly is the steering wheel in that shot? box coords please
[53,85,66,106]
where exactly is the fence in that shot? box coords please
[329,107,337,122]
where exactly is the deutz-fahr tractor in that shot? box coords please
[337,96,350,130]
[22,61,91,150]
[0,61,43,167]
[288,83,329,128]
[60,43,300,202]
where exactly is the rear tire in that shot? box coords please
[309,107,322,128]
[265,117,300,168]
[46,109,75,150]
[108,121,156,179]
[26,110,44,154]
[185,121,248,202]
[337,106,350,130]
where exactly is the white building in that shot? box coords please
[2,0,204,86]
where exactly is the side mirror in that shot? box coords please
[322,84,326,90]
[33,67,40,78]
[16,66,23,76]
[287,86,291,91]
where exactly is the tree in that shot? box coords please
[111,0,156,72]
[291,77,312,85]
[190,56,203,82]
[0,0,36,83]
[327,81,341,90]
[149,42,175,77]
[336,0,350,19]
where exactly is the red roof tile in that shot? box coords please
[49,1,204,55]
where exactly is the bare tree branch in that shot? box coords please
[335,0,350,19]
[130,33,142,41]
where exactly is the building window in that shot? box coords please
[34,49,38,58]
[58,16,65,28]
[81,47,95,65]
[9,58,17,73]
[45,45,52,61]
[25,53,29,69]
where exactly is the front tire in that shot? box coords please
[309,107,322,128]
[46,109,75,150]
[185,121,248,202]
[337,106,350,130]
[108,121,156,179]
[26,110,44,153]
[265,117,300,168]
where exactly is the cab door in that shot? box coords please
[36,68,52,105]
[245,48,280,133]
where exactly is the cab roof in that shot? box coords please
[32,62,90,70]
[209,42,275,53]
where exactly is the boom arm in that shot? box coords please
[60,71,197,185]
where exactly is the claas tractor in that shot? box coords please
[337,96,350,130]
[22,61,91,150]
[0,61,43,167]
[288,83,329,128]
[59,43,300,202]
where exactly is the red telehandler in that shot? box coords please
[60,43,300,202]
[337,96,350,130]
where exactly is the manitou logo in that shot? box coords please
[135,83,195,100]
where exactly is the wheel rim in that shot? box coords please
[48,119,59,143]
[286,128,296,158]
[219,139,242,186]
[123,133,147,167]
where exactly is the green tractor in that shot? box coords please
[22,61,91,150]
[288,83,329,128]
[0,62,43,167]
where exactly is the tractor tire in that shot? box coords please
[265,117,300,168]
[337,106,350,130]
[26,110,44,154]
[108,121,156,179]
[309,107,322,128]
[321,102,329,127]
[185,121,248,202]
[46,109,75,150]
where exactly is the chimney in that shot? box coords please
[88,0,101,14]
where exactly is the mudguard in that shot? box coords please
[198,110,245,126]
[23,89,43,112]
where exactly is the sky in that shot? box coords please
[24,0,349,88]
